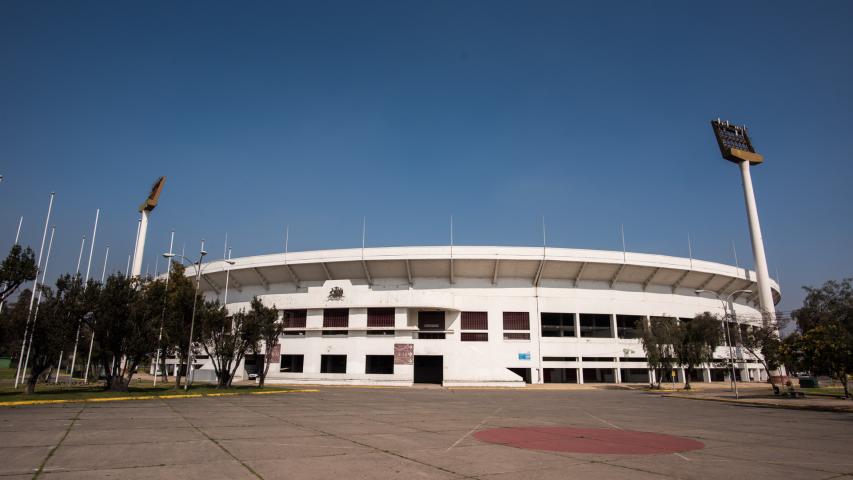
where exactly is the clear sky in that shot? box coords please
[1,1,851,314]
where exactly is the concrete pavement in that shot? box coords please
[0,387,851,479]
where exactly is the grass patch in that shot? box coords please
[800,386,847,397]
[0,367,19,380]
[0,378,296,404]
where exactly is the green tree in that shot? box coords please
[739,320,783,384]
[200,301,259,388]
[640,316,677,388]
[86,274,162,391]
[0,244,38,304]
[18,279,77,394]
[248,297,281,388]
[672,313,723,390]
[792,279,853,398]
[161,262,200,388]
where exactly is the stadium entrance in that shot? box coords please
[414,356,443,384]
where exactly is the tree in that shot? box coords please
[792,279,853,398]
[250,297,281,388]
[200,301,259,388]
[671,313,723,390]
[18,279,77,394]
[739,320,783,384]
[87,274,161,391]
[161,262,200,388]
[639,317,677,388]
[0,245,38,304]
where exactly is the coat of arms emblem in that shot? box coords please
[327,286,344,301]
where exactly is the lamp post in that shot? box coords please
[696,289,752,399]
[163,240,207,391]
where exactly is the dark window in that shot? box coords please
[544,368,578,383]
[323,308,349,328]
[461,311,488,330]
[543,356,577,362]
[283,331,305,336]
[282,309,307,328]
[579,314,613,338]
[619,357,646,362]
[541,313,576,337]
[367,308,395,328]
[503,312,530,331]
[461,332,488,342]
[365,355,394,374]
[616,315,643,339]
[418,311,445,339]
[582,357,616,362]
[322,330,348,337]
[503,332,530,340]
[280,354,304,373]
[367,330,395,336]
[320,355,347,373]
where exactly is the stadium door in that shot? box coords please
[414,356,443,384]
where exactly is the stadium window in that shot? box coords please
[503,312,530,340]
[460,311,488,342]
[418,311,446,339]
[323,308,349,328]
[280,354,304,373]
[282,309,307,336]
[541,313,576,337]
[365,355,394,374]
[542,356,577,362]
[367,308,395,328]
[581,357,616,362]
[579,314,613,338]
[323,308,349,336]
[461,332,489,342]
[320,355,347,373]
[616,315,643,339]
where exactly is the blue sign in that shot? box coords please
[518,352,531,360]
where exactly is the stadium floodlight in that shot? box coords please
[710,120,774,323]
[131,176,166,278]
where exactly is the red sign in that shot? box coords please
[394,343,414,365]
[270,344,281,360]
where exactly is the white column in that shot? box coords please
[738,161,775,322]
[131,211,149,277]
[703,367,711,383]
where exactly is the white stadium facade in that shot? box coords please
[164,245,780,387]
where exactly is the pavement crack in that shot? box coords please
[158,397,264,480]
[32,404,85,480]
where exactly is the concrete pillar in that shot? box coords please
[614,368,621,384]
[703,367,711,383]
[649,368,656,385]
[611,314,618,339]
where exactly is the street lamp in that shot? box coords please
[696,289,752,399]
[164,240,207,391]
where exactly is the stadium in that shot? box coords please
[162,245,780,387]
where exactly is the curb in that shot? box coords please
[0,389,319,408]
[664,394,853,413]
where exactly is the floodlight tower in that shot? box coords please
[710,120,775,322]
[131,176,166,278]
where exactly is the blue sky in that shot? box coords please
[1,1,851,313]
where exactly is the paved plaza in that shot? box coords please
[1,387,851,479]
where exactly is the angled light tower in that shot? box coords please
[710,120,774,322]
[131,176,166,278]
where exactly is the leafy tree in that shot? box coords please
[792,279,853,398]
[739,320,783,384]
[161,262,200,388]
[671,313,723,390]
[86,274,162,391]
[250,297,281,388]
[19,279,77,394]
[0,245,38,304]
[200,301,259,388]
[640,317,677,388]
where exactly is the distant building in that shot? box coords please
[158,246,779,386]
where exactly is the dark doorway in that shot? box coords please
[414,355,443,384]
[508,367,531,384]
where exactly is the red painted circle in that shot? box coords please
[473,427,704,454]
